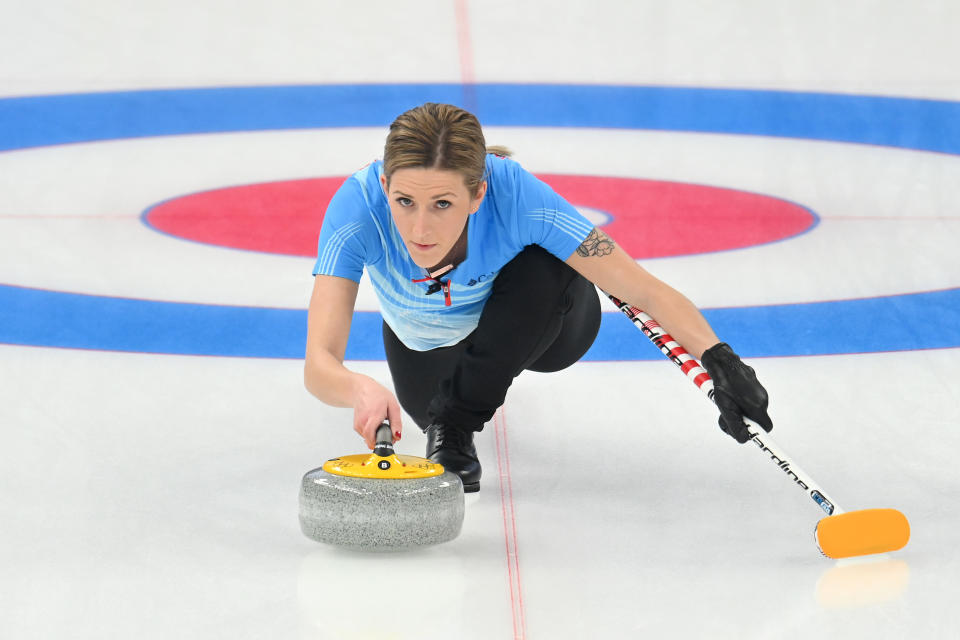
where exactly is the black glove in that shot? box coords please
[700,343,773,443]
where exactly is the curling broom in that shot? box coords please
[605,292,910,559]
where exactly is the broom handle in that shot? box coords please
[373,422,395,457]
[604,291,844,516]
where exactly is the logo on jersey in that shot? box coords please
[466,271,497,287]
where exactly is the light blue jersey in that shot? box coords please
[312,155,594,351]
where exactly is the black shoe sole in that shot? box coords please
[463,481,480,493]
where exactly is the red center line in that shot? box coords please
[454,0,478,113]
[456,4,523,634]
[0,214,138,219]
[818,214,960,221]
[500,405,527,634]
[493,411,518,638]
[494,407,527,639]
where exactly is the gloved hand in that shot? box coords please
[700,342,773,443]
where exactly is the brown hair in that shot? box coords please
[383,103,511,197]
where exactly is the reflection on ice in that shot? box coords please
[815,555,910,608]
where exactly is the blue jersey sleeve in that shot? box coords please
[503,159,595,260]
[312,176,373,282]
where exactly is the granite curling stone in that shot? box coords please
[299,423,465,551]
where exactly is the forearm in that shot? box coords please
[565,229,720,358]
[304,275,369,408]
[635,279,719,359]
[304,348,367,408]
[304,339,405,443]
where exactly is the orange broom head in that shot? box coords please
[815,508,910,559]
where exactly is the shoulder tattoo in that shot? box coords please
[576,228,616,258]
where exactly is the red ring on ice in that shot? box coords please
[143,175,816,258]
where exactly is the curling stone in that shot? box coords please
[299,423,465,551]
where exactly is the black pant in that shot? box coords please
[383,245,601,432]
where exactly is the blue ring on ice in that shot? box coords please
[1,84,958,358]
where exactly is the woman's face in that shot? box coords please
[382,167,487,269]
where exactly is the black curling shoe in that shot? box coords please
[426,423,481,492]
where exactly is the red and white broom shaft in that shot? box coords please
[604,291,844,516]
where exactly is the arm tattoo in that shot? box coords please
[576,228,616,258]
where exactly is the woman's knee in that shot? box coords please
[527,277,601,372]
